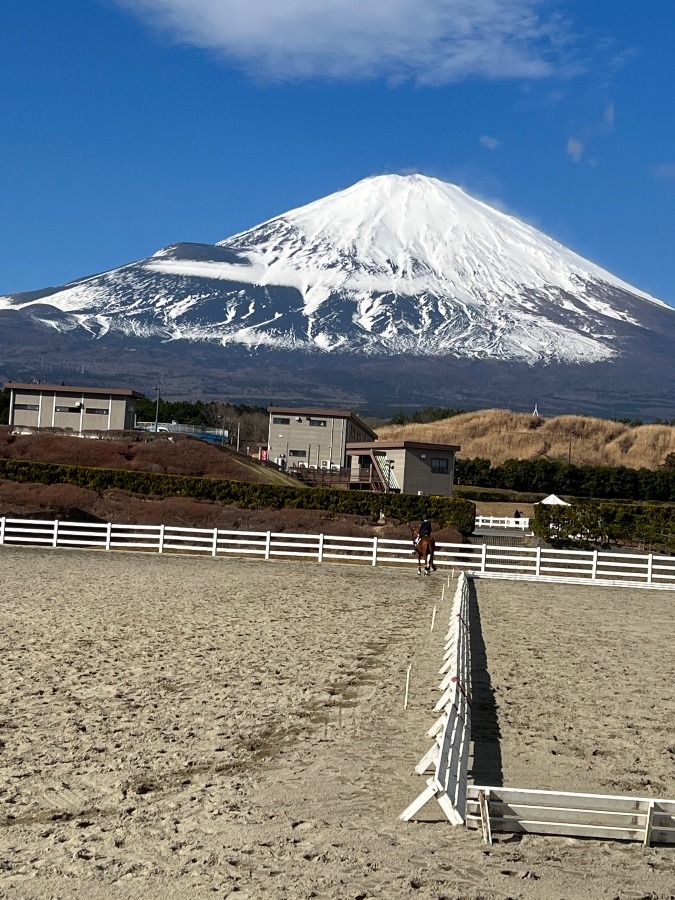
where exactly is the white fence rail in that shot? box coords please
[466,786,675,847]
[0,517,674,588]
[401,573,472,825]
[475,515,530,531]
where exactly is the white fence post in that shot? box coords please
[480,544,487,574]
[158,524,165,554]
[265,531,271,560]
[647,554,653,585]
[52,520,59,548]
[106,522,112,550]
[212,528,218,557]
[318,533,324,563]
[591,549,598,581]
[535,545,541,576]
[0,516,5,545]
[372,536,378,567]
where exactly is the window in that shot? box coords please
[272,416,290,425]
[289,449,307,457]
[430,458,449,474]
[309,419,327,427]
[55,405,82,413]
[85,407,108,415]
[14,403,39,411]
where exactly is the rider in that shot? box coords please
[415,514,432,547]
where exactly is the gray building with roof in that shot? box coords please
[4,382,143,432]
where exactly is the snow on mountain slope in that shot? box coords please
[0,174,671,364]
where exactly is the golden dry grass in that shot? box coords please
[377,409,675,469]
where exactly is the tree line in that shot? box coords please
[532,501,675,551]
[456,456,675,502]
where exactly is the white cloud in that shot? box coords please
[479,135,501,150]
[566,138,583,162]
[113,0,573,82]
[603,101,615,127]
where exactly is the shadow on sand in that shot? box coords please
[467,578,503,786]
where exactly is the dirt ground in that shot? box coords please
[1,549,674,899]
[0,429,265,480]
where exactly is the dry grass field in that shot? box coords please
[378,409,675,469]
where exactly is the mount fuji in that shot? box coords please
[1,174,674,415]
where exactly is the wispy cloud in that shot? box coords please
[112,0,574,82]
[566,100,615,165]
[479,135,501,150]
[566,138,584,162]
[651,163,675,182]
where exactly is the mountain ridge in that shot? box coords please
[1,174,674,415]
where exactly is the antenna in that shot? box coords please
[532,403,539,417]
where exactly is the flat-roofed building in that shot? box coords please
[4,382,144,432]
[267,406,376,470]
[266,406,459,496]
[345,440,460,496]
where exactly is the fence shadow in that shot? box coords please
[467,578,503,786]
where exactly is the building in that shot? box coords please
[346,440,459,497]
[267,406,377,469]
[4,382,143,432]
[266,406,459,496]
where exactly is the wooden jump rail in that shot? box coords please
[400,573,472,825]
[0,517,674,589]
[466,786,675,848]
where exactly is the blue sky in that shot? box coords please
[1,0,674,305]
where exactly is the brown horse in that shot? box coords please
[410,526,437,576]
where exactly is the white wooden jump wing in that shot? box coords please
[401,573,472,825]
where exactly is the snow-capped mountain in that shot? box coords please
[1,174,671,365]
[1,174,674,414]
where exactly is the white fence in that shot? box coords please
[466,786,675,847]
[0,517,674,589]
[401,573,472,824]
[475,515,530,531]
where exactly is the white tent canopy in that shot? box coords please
[537,494,571,506]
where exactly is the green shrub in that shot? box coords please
[0,459,476,535]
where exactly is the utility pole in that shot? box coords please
[236,420,241,453]
[153,385,161,433]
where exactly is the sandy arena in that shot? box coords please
[1,547,675,899]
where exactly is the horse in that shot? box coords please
[410,525,437,576]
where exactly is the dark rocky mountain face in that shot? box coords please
[1,175,674,416]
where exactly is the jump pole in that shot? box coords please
[404,664,412,709]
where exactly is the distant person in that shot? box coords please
[514,509,521,520]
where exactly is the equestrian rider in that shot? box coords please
[415,514,432,547]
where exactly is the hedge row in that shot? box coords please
[456,457,675,502]
[532,501,675,549]
[0,459,476,534]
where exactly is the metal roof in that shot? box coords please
[4,382,145,399]
[346,440,460,452]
